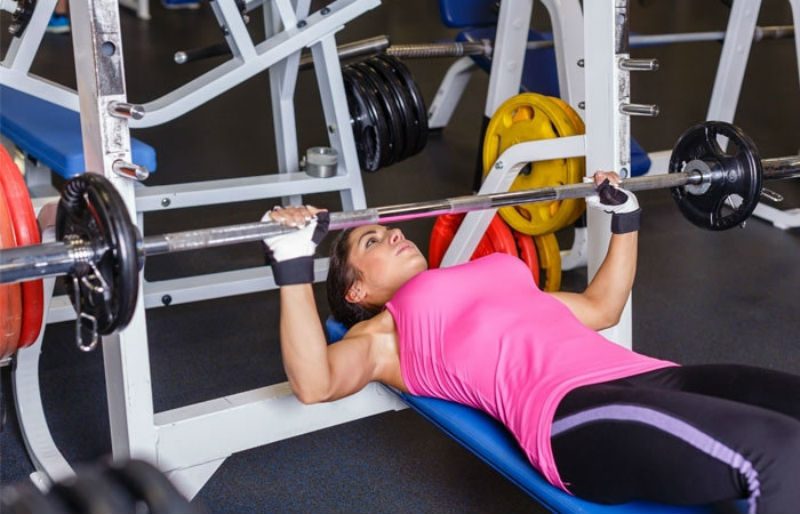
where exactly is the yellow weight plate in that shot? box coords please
[533,232,561,292]
[548,96,584,136]
[482,93,584,236]
[546,97,587,227]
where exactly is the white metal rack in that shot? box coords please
[428,0,800,231]
[8,0,409,499]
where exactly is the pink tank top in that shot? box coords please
[385,253,676,491]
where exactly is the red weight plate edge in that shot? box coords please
[0,145,44,347]
[0,178,23,358]
[513,231,541,287]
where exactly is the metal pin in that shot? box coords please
[113,160,150,181]
[618,58,659,72]
[619,103,660,117]
[108,101,145,120]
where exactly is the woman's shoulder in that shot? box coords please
[345,311,403,386]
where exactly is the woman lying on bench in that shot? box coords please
[263,172,799,514]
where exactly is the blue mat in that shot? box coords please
[0,85,157,179]
[325,317,742,513]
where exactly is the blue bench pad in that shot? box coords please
[325,317,741,513]
[0,85,156,179]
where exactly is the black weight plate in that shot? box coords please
[363,57,418,162]
[351,63,405,167]
[49,467,135,514]
[342,68,376,171]
[0,481,71,514]
[371,54,425,158]
[342,67,384,172]
[344,66,391,172]
[375,54,429,156]
[104,460,197,514]
[668,121,762,231]
[351,62,404,167]
[56,174,141,335]
[353,69,394,171]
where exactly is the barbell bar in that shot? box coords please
[0,172,721,283]
[1,123,799,288]
[295,25,797,69]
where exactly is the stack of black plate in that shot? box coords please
[343,55,428,172]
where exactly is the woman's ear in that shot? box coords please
[345,281,365,304]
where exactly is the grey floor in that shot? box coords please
[2,1,800,513]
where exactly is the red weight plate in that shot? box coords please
[0,144,43,347]
[0,180,23,359]
[428,214,459,269]
[483,215,518,258]
[428,213,518,268]
[513,230,541,287]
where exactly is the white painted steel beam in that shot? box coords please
[68,0,158,469]
[484,0,534,117]
[584,0,632,349]
[442,135,586,266]
[0,0,380,128]
[154,383,406,472]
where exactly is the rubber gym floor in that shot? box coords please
[1,1,799,513]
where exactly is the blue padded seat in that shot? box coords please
[0,85,157,180]
[325,317,744,513]
[438,0,497,28]
[455,28,651,177]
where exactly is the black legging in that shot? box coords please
[551,364,800,514]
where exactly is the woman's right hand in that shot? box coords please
[262,205,329,286]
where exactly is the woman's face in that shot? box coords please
[345,224,428,306]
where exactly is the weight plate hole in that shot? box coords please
[515,206,532,221]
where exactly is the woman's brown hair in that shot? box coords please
[326,229,382,328]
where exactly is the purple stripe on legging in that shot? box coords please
[551,405,760,514]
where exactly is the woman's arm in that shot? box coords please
[265,205,384,404]
[549,230,637,330]
[549,172,641,331]
[279,284,380,404]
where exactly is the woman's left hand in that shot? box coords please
[585,171,641,234]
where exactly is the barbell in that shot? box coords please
[1,121,799,349]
